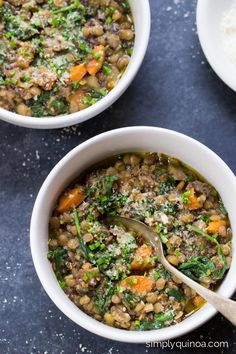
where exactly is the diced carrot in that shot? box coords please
[186,188,201,210]
[207,220,226,235]
[87,45,105,76]
[57,187,85,213]
[192,295,205,308]
[120,276,154,295]
[70,63,87,82]
[131,244,154,270]
[0,0,3,6]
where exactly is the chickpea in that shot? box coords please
[219,226,227,237]
[117,55,130,70]
[111,295,121,304]
[80,220,90,230]
[146,293,158,304]
[154,303,164,313]
[82,27,90,37]
[106,167,117,175]
[179,212,194,224]
[107,34,121,49]
[204,200,213,209]
[86,76,99,89]
[120,22,131,30]
[29,86,41,97]
[67,238,79,250]
[50,217,60,230]
[123,154,131,165]
[104,313,114,326]
[168,235,181,247]
[91,25,104,36]
[221,244,231,256]
[183,286,191,297]
[58,233,69,246]
[91,305,100,315]
[65,275,76,287]
[83,233,93,243]
[66,53,75,62]
[53,0,65,6]
[16,103,32,116]
[175,311,184,321]
[226,256,232,265]
[172,275,182,284]
[156,278,166,290]
[85,302,94,312]
[69,225,77,236]
[119,29,134,41]
[134,302,145,312]
[79,295,91,306]
[210,215,222,221]
[166,255,180,266]
[107,80,115,90]
[143,303,154,313]
[108,54,120,64]
[82,262,92,270]
[97,36,106,45]
[112,9,122,21]
[130,154,141,166]
[168,193,177,202]
[115,161,125,172]
[48,239,58,249]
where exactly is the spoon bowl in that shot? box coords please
[106,216,164,259]
[106,216,236,326]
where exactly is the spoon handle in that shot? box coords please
[162,259,236,326]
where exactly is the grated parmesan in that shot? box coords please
[221,2,236,63]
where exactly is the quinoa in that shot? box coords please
[48,152,232,331]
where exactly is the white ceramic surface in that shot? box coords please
[30,126,236,343]
[197,0,236,91]
[0,0,150,129]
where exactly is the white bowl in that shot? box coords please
[30,126,236,343]
[0,1,150,129]
[197,0,236,91]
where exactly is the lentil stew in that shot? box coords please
[48,153,232,330]
[0,0,134,117]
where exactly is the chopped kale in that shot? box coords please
[47,247,68,288]
[94,282,115,315]
[134,310,175,331]
[219,200,228,215]
[178,255,228,282]
[167,288,184,301]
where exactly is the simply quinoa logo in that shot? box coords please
[146,340,229,350]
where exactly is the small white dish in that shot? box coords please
[0,0,150,129]
[197,0,236,91]
[30,126,236,343]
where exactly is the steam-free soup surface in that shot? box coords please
[0,0,134,117]
[48,153,232,330]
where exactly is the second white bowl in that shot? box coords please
[197,0,236,91]
[30,126,236,343]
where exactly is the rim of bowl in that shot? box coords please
[0,1,151,129]
[30,126,236,342]
[197,0,236,92]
